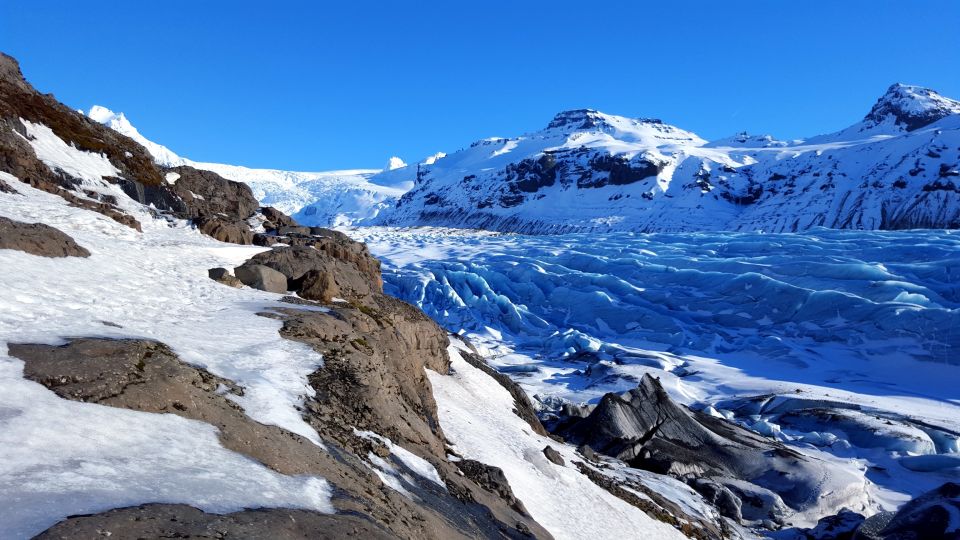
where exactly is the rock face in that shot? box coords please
[0,216,90,257]
[559,374,857,525]
[0,52,260,244]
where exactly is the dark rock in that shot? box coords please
[560,374,836,524]
[457,459,526,514]
[35,504,394,540]
[877,482,960,540]
[253,232,279,246]
[690,479,742,522]
[578,444,599,461]
[578,154,664,188]
[0,216,90,257]
[261,206,298,230]
[208,267,242,288]
[542,446,565,466]
[166,166,259,221]
[196,216,254,245]
[297,269,339,303]
[246,245,379,303]
[279,225,312,236]
[235,264,287,293]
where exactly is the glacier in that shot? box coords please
[348,226,960,513]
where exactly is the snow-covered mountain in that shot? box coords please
[87,105,414,226]
[376,84,960,233]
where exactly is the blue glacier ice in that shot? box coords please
[351,226,960,513]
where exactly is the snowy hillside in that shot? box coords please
[376,85,960,233]
[87,105,413,226]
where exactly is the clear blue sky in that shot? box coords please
[2,1,958,170]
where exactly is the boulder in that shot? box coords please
[234,264,287,293]
[297,269,339,303]
[253,232,279,246]
[196,216,254,245]
[246,245,379,303]
[0,216,90,257]
[542,446,565,466]
[165,166,259,221]
[260,206,298,230]
[207,267,242,288]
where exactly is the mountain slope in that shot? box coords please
[87,105,414,226]
[376,86,960,233]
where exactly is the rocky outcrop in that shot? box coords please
[241,243,380,303]
[34,504,393,540]
[0,53,261,243]
[558,374,853,525]
[8,224,552,538]
[0,216,90,257]
[0,53,163,186]
[10,336,549,539]
[875,482,960,540]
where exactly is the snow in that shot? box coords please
[87,106,420,226]
[20,119,119,182]
[386,156,407,170]
[375,88,960,234]
[0,146,336,535]
[353,429,445,489]
[348,225,960,519]
[426,342,686,540]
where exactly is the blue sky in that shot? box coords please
[2,1,958,170]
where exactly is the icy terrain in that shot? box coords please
[348,226,960,518]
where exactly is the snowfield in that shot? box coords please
[0,171,335,538]
[427,341,687,540]
[348,225,960,518]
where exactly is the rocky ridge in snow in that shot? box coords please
[86,105,417,227]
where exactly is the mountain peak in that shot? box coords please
[546,109,608,131]
[545,108,666,133]
[863,83,960,131]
